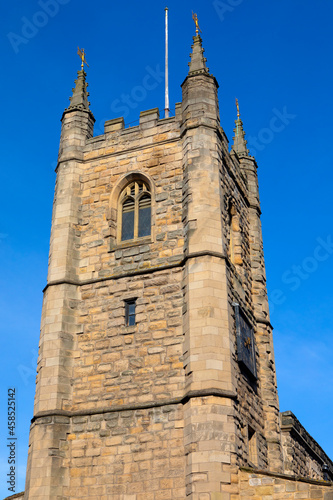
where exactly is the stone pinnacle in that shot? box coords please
[232,99,249,156]
[67,69,91,111]
[188,34,209,76]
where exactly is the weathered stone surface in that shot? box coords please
[23,31,333,500]
[239,469,333,500]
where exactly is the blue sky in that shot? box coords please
[1,0,333,496]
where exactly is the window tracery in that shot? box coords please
[119,181,151,242]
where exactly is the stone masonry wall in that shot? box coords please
[78,111,184,284]
[238,468,333,499]
[64,405,185,499]
[281,412,333,481]
[73,268,184,411]
[219,137,271,471]
[221,146,252,309]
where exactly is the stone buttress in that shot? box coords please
[181,35,238,499]
[24,70,95,499]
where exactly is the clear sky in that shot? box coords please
[1,0,333,496]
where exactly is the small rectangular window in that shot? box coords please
[125,300,136,326]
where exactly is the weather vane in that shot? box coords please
[236,98,240,119]
[77,47,89,70]
[192,11,202,35]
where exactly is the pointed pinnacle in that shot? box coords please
[188,35,209,76]
[67,69,91,111]
[232,99,249,156]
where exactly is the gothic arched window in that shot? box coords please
[119,181,151,241]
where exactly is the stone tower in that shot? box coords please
[22,32,333,500]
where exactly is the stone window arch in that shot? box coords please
[118,180,151,242]
[108,172,154,250]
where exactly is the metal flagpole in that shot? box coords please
[165,7,170,118]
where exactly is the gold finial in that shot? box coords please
[192,11,202,35]
[77,47,89,70]
[236,98,240,119]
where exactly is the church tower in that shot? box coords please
[24,30,289,500]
